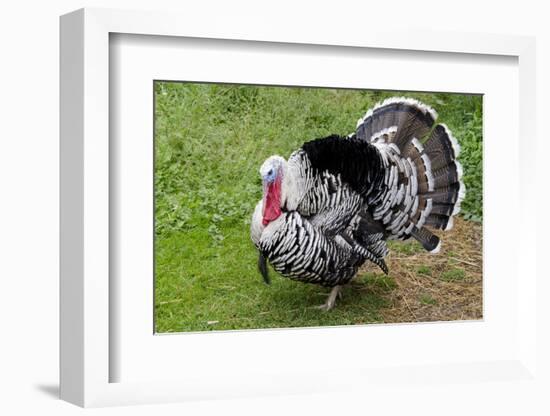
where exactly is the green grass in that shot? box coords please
[154,82,483,332]
[388,239,425,255]
[440,268,466,282]
[417,265,432,276]
[419,293,438,305]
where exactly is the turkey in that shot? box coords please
[250,97,465,310]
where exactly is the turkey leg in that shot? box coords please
[316,285,342,311]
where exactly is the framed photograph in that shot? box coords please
[60,8,539,408]
[152,81,482,333]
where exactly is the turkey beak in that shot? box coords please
[258,251,270,285]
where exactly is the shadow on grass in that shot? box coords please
[250,272,397,329]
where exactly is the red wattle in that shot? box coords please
[262,178,282,225]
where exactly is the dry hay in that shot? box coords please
[358,216,482,323]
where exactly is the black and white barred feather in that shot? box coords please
[251,97,465,287]
[254,208,364,287]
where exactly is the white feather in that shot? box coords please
[356,97,438,132]
[444,216,454,231]
[404,221,416,235]
[417,198,433,229]
[455,159,464,180]
[439,123,461,158]
[411,137,424,154]
[373,97,438,121]
[259,155,286,180]
[281,151,313,212]
[421,154,434,192]
[429,240,442,254]
[250,200,265,245]
[452,180,467,216]
[370,125,398,143]
[388,143,401,155]
[260,215,288,248]
[410,162,418,197]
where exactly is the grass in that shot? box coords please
[441,268,467,282]
[419,294,438,306]
[154,82,483,333]
[417,265,432,276]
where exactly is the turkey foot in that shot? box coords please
[316,285,342,311]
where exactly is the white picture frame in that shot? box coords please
[60,7,539,408]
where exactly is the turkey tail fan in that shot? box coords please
[402,129,464,247]
[352,97,465,253]
[355,97,437,151]
[410,226,441,253]
[420,124,466,230]
[423,124,460,170]
[431,162,462,191]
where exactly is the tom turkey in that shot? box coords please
[250,97,465,310]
